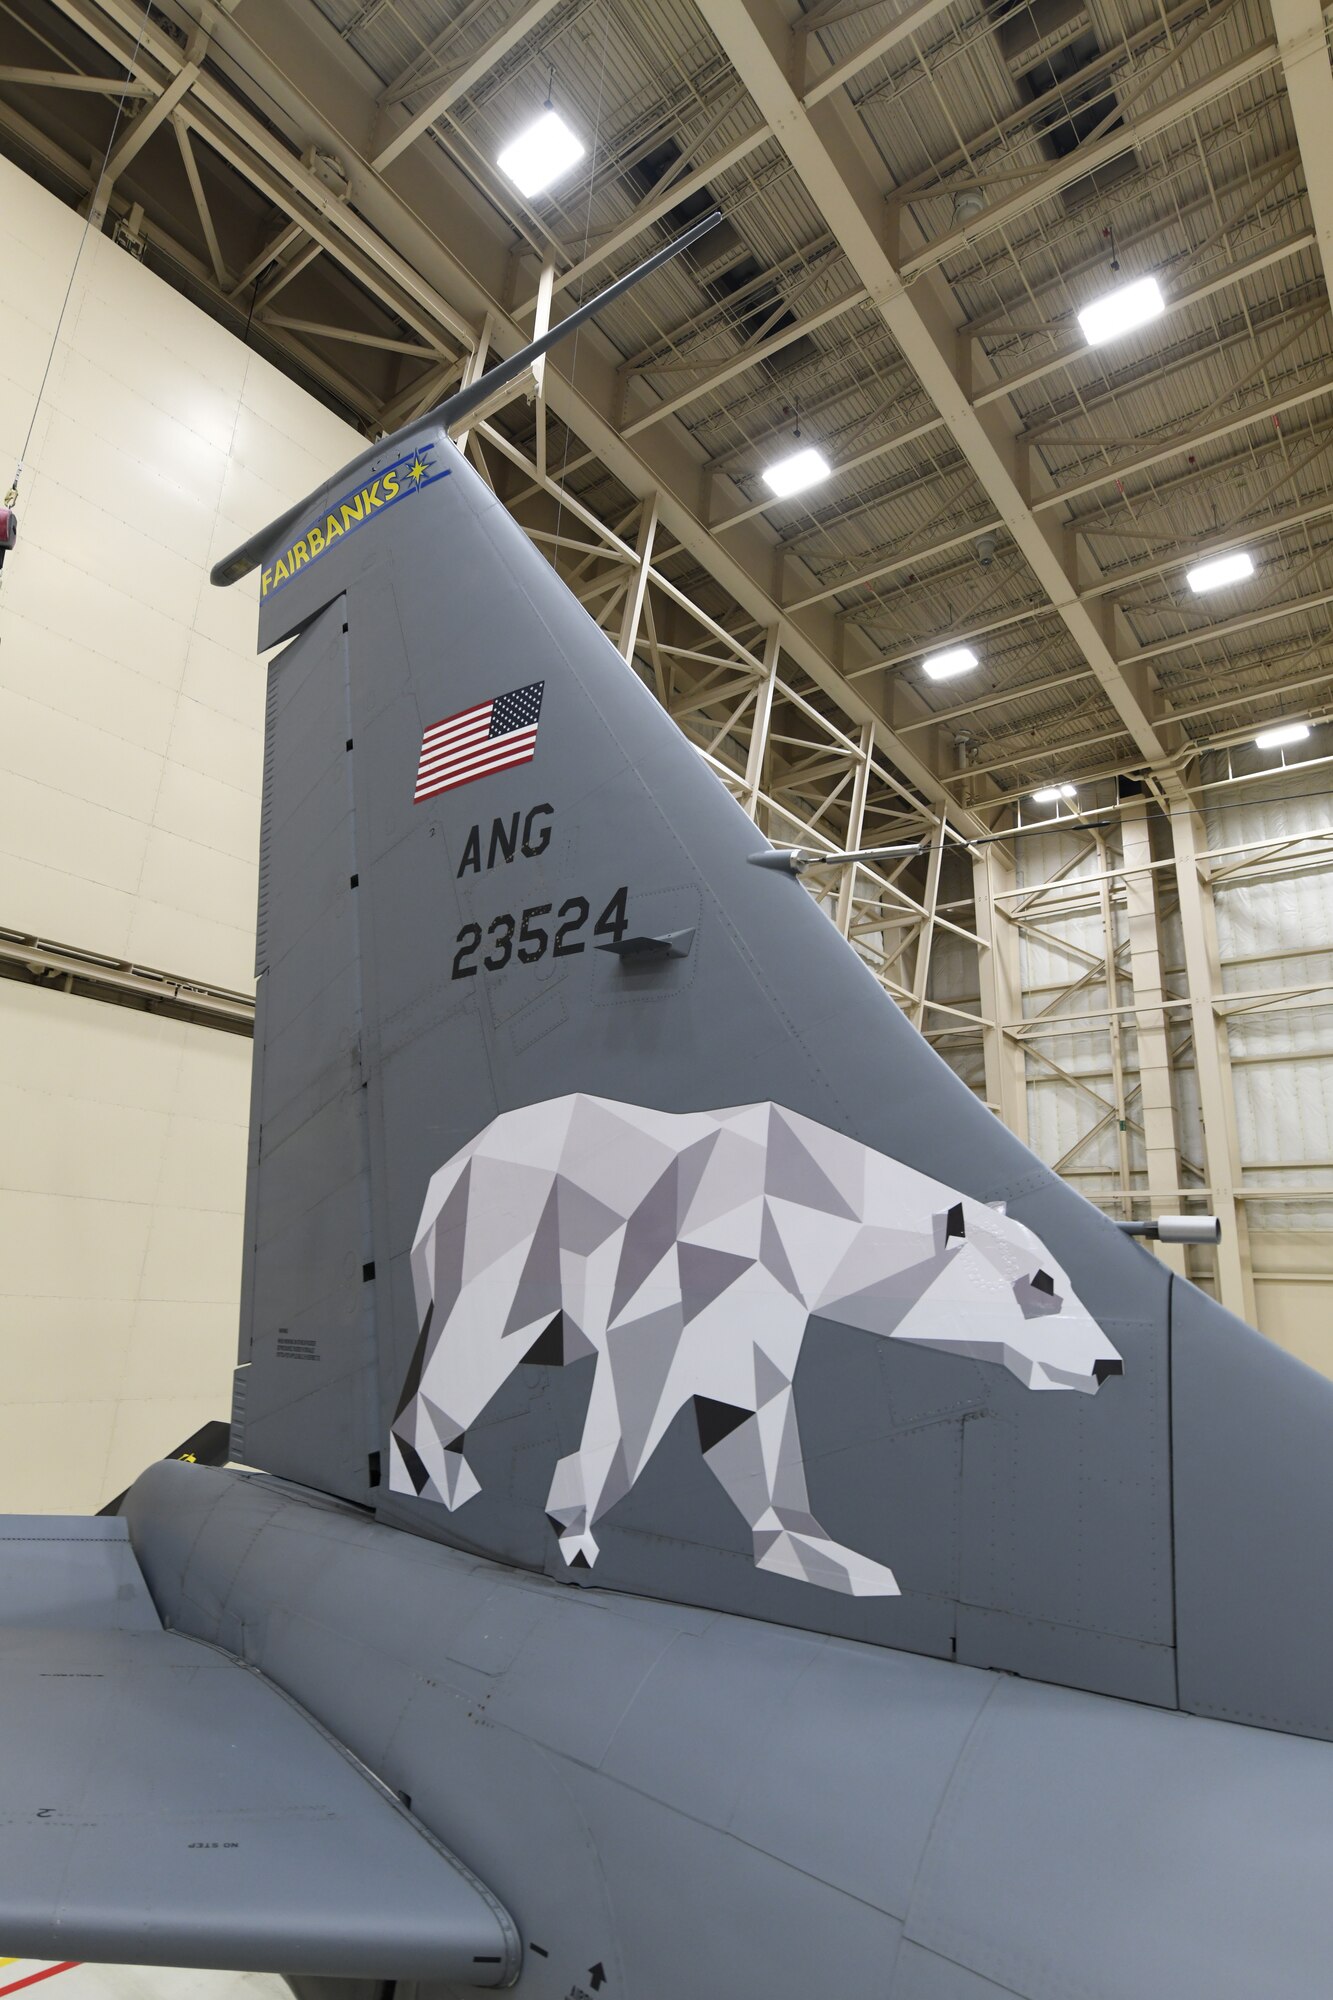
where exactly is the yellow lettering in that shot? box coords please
[308,524,324,557]
[382,468,400,499]
[325,513,343,542]
[341,496,363,528]
[292,539,309,568]
[364,480,382,508]
[273,555,290,584]
[260,568,274,597]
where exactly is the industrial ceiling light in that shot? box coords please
[1254,720,1311,750]
[496,106,585,198]
[1077,274,1165,347]
[1186,550,1255,594]
[1031,783,1077,803]
[922,645,978,681]
[762,445,830,499]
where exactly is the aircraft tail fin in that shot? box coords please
[217,217,1197,1699]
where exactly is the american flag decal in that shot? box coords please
[414,682,544,802]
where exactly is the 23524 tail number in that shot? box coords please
[452,887,628,978]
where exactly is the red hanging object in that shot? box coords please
[0,504,16,570]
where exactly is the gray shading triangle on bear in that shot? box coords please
[555,1177,624,1256]
[677,1241,751,1323]
[503,1183,564,1338]
[393,1304,433,1422]
[425,1164,472,1318]
[610,1158,681,1324]
[674,1131,721,1228]
[759,1199,804,1302]
[818,1247,954,1336]
[605,1305,690,1467]
[764,1108,859,1220]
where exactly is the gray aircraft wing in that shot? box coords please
[0,1514,520,1984]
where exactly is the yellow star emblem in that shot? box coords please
[408,456,427,486]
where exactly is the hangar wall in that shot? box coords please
[0,154,360,1511]
[2,151,1331,1511]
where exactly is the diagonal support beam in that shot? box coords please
[1272,0,1333,281]
[371,0,566,173]
[172,112,227,287]
[900,41,1280,277]
[90,35,204,221]
[696,0,1179,780]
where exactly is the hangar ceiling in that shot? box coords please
[5,0,1333,836]
[6,0,1333,1324]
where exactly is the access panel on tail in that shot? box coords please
[215,245,1333,1741]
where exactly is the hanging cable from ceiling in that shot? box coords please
[1,0,155,601]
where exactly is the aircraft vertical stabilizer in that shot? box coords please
[213,280,1333,1744]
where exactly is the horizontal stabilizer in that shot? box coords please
[0,1518,519,1983]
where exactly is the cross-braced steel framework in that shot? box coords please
[6,0,1333,1321]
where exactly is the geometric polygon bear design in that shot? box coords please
[389,1094,1123,1598]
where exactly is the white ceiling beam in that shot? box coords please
[0,65,154,93]
[520,125,774,314]
[622,286,868,435]
[370,0,567,173]
[91,33,204,219]
[1126,581,1333,662]
[796,0,962,107]
[1032,376,1332,510]
[171,112,227,288]
[899,41,1281,278]
[1273,0,1333,281]
[696,0,1180,777]
[785,515,1004,612]
[971,232,1317,409]
[711,411,947,532]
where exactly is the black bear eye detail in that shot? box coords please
[1031,1269,1055,1295]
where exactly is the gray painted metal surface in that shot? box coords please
[6,264,1333,1990]
[124,1459,1333,2000]
[234,417,1185,1707]
[0,1516,160,1631]
[0,1515,518,1982]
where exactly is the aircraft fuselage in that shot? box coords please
[125,1459,1333,2000]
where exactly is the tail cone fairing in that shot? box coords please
[217,251,1333,1745]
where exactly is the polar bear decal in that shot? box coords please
[389,1094,1122,1597]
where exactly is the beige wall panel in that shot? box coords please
[1251,1228,1333,1376]
[0,156,363,1511]
[0,983,250,1513]
[0,151,360,993]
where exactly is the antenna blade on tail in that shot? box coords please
[209,211,721,589]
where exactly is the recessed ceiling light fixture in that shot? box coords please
[761,445,831,498]
[497,107,585,198]
[1077,274,1165,347]
[1031,783,1077,803]
[1254,720,1311,751]
[1187,550,1254,594]
[921,645,978,681]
